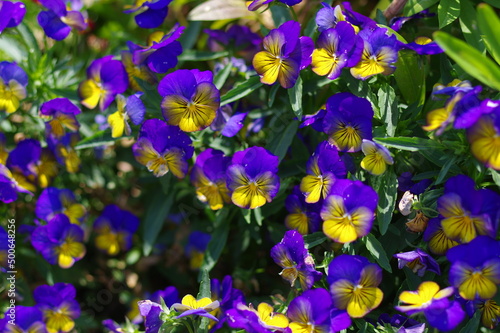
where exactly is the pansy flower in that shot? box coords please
[226,146,280,209]
[0,61,28,114]
[205,24,261,60]
[37,0,87,41]
[447,236,500,300]
[47,132,81,173]
[132,119,194,178]
[210,276,245,330]
[128,24,184,74]
[107,93,145,138]
[315,2,377,33]
[321,179,378,244]
[0,306,47,333]
[31,214,86,269]
[311,21,363,80]
[467,105,500,170]
[478,299,500,329]
[360,139,394,176]
[226,302,289,333]
[351,27,399,80]
[210,105,248,138]
[34,148,58,188]
[393,248,441,277]
[287,288,351,333]
[270,230,322,290]
[172,294,220,321]
[423,218,460,256]
[396,281,464,331]
[124,0,172,29]
[35,187,86,224]
[437,174,499,243]
[40,98,81,138]
[158,69,220,132]
[247,0,301,11]
[253,20,313,89]
[0,1,26,34]
[327,254,383,318]
[34,283,81,333]
[185,231,211,270]
[6,138,41,192]
[93,204,140,256]
[300,141,346,203]
[398,37,443,55]
[0,164,33,203]
[190,148,231,210]
[138,300,163,333]
[285,186,322,235]
[78,55,128,111]
[121,51,157,91]
[321,92,374,152]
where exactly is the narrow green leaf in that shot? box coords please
[268,84,280,107]
[364,234,392,272]
[16,22,40,62]
[178,50,229,61]
[404,0,439,16]
[75,130,123,150]
[459,310,481,333]
[220,76,263,106]
[435,155,457,184]
[179,21,201,50]
[288,75,303,120]
[490,169,500,190]
[459,0,485,54]
[143,188,174,256]
[303,232,327,249]
[434,31,500,91]
[266,121,298,161]
[200,208,230,274]
[271,4,293,27]
[214,62,232,90]
[242,209,252,224]
[197,269,211,332]
[254,207,263,227]
[403,267,422,290]
[377,85,398,136]
[374,137,445,152]
[372,171,398,235]
[438,0,460,29]
[477,3,500,65]
[484,0,500,9]
[394,50,426,106]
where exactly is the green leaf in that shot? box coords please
[197,269,211,332]
[288,75,303,120]
[143,185,174,256]
[404,0,439,16]
[303,232,327,249]
[220,76,263,106]
[477,3,500,65]
[459,0,485,54]
[364,234,392,273]
[377,85,398,136]
[403,267,422,290]
[434,31,500,91]
[394,50,426,106]
[438,0,460,29]
[435,155,457,184]
[271,4,293,27]
[371,171,398,236]
[179,21,201,51]
[178,50,229,62]
[200,208,230,275]
[484,0,500,9]
[254,207,263,227]
[490,169,500,190]
[459,310,481,333]
[374,137,445,152]
[268,84,280,107]
[242,209,252,224]
[75,130,123,150]
[16,22,40,63]
[214,62,232,90]
[266,121,298,161]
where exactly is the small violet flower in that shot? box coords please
[0,1,26,34]
[40,98,81,138]
[107,93,146,138]
[38,0,87,40]
[285,185,322,235]
[0,61,28,114]
[226,302,289,333]
[124,0,172,29]
[393,248,441,277]
[467,102,500,170]
[35,187,86,224]
[172,294,220,321]
[0,306,47,333]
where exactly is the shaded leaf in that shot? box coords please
[214,62,233,90]
[374,137,445,151]
[459,310,481,333]
[404,0,439,16]
[220,76,263,106]
[459,0,485,54]
[394,50,426,106]
[477,3,500,65]
[266,121,298,161]
[303,232,327,249]
[377,84,398,136]
[200,208,230,275]
[178,50,229,62]
[75,130,123,150]
[143,183,174,256]
[371,171,398,236]
[288,75,303,120]
[438,0,460,29]
[364,234,392,273]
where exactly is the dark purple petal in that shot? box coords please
[0,61,28,86]
[6,139,41,175]
[221,112,248,137]
[135,6,169,29]
[138,300,163,333]
[424,300,464,331]
[330,309,351,332]
[40,98,81,116]
[38,10,70,41]
[137,119,193,158]
[447,236,500,268]
[145,41,182,73]
[287,288,332,327]
[327,254,370,285]
[40,0,67,16]
[158,69,197,97]
[176,308,219,321]
[316,3,336,32]
[230,147,279,179]
[126,93,146,125]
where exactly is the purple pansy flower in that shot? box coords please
[185,230,211,270]
[205,24,261,56]
[40,98,81,138]
[226,146,280,209]
[107,93,146,138]
[252,20,313,89]
[5,138,41,193]
[31,214,86,268]
[35,187,86,224]
[190,148,231,210]
[124,0,172,29]
[158,69,220,132]
[398,37,444,55]
[393,248,441,277]
[423,217,460,256]
[37,0,87,41]
[0,1,26,34]
[226,302,288,333]
[285,185,323,235]
[47,132,81,173]
[0,306,47,333]
[128,24,184,73]
[300,141,346,204]
[210,105,248,138]
[172,295,220,321]
[270,230,322,290]
[138,300,164,333]
[210,276,246,331]
[0,61,28,114]
[121,50,157,91]
[467,101,500,170]
[316,2,377,32]
[132,119,194,178]
[93,204,140,255]
[34,283,81,333]
[0,164,32,203]
[447,236,500,300]
[78,55,128,111]
[327,254,383,318]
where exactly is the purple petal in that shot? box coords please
[38,10,70,41]
[135,6,169,29]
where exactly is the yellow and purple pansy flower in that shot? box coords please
[321,179,378,244]
[300,140,346,203]
[132,119,194,178]
[210,105,248,138]
[393,248,441,277]
[31,214,86,269]
[0,306,47,333]
[172,294,220,321]
[467,101,500,170]
[226,301,289,332]
[360,139,394,176]
[285,185,323,235]
[138,300,164,333]
[124,0,172,29]
[78,55,128,111]
[226,146,280,209]
[5,138,41,193]
[0,61,28,114]
[47,132,81,174]
[423,218,460,256]
[190,148,231,210]
[35,187,86,224]
[40,98,81,138]
[327,254,383,318]
[159,69,220,132]
[0,164,33,203]
[252,20,313,89]
[315,2,377,33]
[121,50,157,91]
[107,93,145,138]
[0,1,26,34]
[37,0,87,41]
